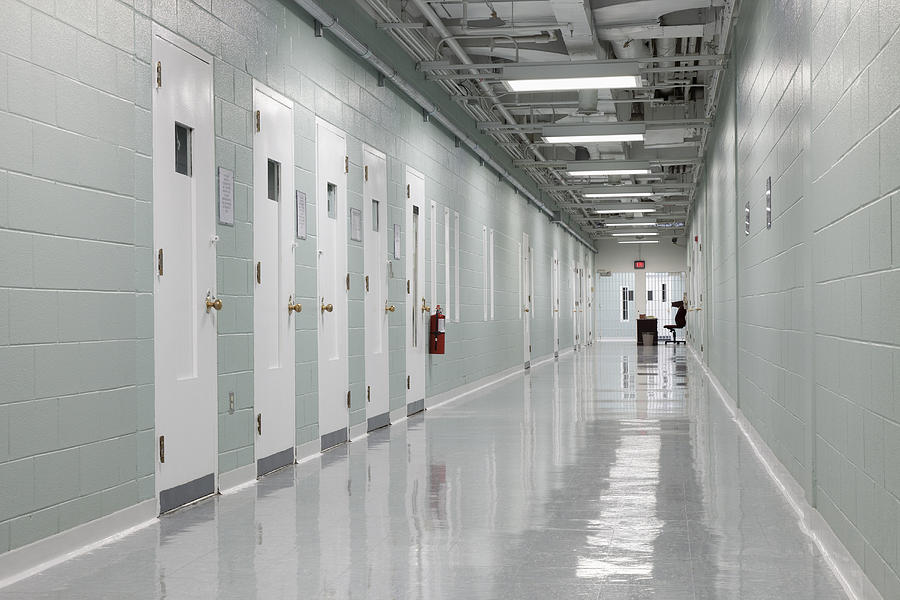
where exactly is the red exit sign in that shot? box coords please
[634,260,646,269]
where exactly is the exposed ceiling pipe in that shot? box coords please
[608,38,652,121]
[407,0,596,251]
[655,37,678,96]
[289,0,597,253]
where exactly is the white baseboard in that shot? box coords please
[295,439,319,464]
[349,422,367,442]
[425,364,523,412]
[389,406,406,424]
[530,352,555,368]
[218,462,256,494]
[0,499,157,589]
[687,345,882,600]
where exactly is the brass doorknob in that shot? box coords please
[288,297,302,313]
[421,298,430,313]
[524,307,530,313]
[321,301,333,313]
[385,303,396,312]
[205,293,223,313]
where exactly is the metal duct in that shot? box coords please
[290,0,597,253]
[655,37,678,96]
[610,38,652,59]
[577,89,599,114]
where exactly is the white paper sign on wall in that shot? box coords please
[218,167,234,225]
[295,190,307,239]
[393,223,401,259]
[350,207,362,242]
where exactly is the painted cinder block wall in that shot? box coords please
[0,0,592,556]
[688,0,900,595]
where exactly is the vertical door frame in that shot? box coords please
[151,24,217,512]
[315,117,350,451]
[362,144,390,431]
[405,166,427,415]
[251,80,296,476]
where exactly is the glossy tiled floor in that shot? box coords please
[0,343,847,599]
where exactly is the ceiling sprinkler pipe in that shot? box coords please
[293,0,597,253]
[408,0,596,252]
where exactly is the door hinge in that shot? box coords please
[256,261,261,284]
[346,273,350,291]
[345,156,349,174]
[255,110,261,132]
[157,249,164,276]
[347,390,351,409]
[365,275,369,292]
[156,61,162,88]
[407,375,410,390]
[159,435,165,463]
[529,344,532,352]
[367,385,371,402]
[407,280,410,294]
[257,413,262,435]
[406,184,410,198]
[364,165,368,181]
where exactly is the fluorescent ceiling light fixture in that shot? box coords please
[503,63,641,92]
[611,232,659,237]
[594,208,656,214]
[566,160,651,177]
[618,240,659,244]
[570,168,650,176]
[585,192,654,198]
[542,123,645,144]
[605,222,657,227]
[583,185,654,198]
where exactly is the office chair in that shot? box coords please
[664,301,687,345]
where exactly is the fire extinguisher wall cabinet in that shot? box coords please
[429,305,446,354]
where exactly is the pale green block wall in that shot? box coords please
[0,0,152,554]
[690,0,900,596]
[0,0,593,557]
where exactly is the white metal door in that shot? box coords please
[405,167,427,415]
[363,146,390,430]
[572,263,579,348]
[522,233,531,367]
[252,82,296,475]
[579,266,587,346]
[316,119,349,450]
[152,28,217,512]
[552,250,560,356]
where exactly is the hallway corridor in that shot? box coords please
[0,344,846,599]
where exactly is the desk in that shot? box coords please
[637,318,658,345]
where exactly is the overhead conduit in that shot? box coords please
[291,0,597,254]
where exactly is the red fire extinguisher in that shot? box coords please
[429,305,446,354]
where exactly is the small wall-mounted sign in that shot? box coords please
[634,260,646,269]
[350,207,362,242]
[295,190,307,239]
[218,167,234,225]
[393,223,401,259]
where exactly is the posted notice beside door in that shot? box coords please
[295,190,307,239]
[218,167,234,225]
